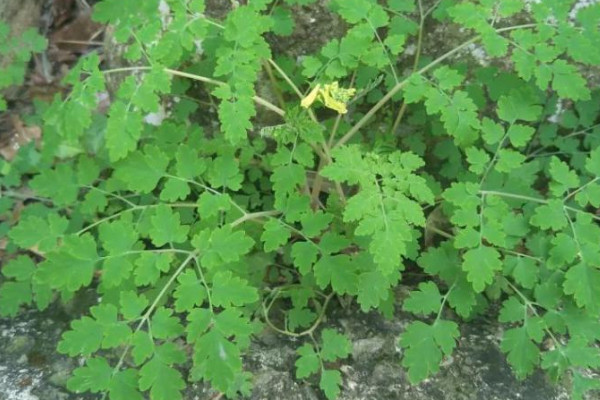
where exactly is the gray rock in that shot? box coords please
[252,370,319,400]
[47,359,75,388]
[5,335,35,354]
[352,337,387,363]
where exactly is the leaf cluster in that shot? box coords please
[1,1,600,399]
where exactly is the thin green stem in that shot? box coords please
[190,253,214,313]
[263,289,334,338]
[480,126,512,187]
[76,202,198,235]
[84,185,137,207]
[263,60,286,110]
[97,248,193,261]
[230,210,281,227]
[435,283,454,323]
[267,59,302,98]
[563,177,599,203]
[481,190,600,222]
[0,190,51,203]
[101,66,285,116]
[478,190,548,205]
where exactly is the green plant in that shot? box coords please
[0,21,47,110]
[1,0,600,399]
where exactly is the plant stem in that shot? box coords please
[478,190,548,204]
[230,210,281,227]
[263,60,286,110]
[563,177,599,203]
[102,66,285,116]
[263,289,334,338]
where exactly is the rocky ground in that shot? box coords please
[0,298,581,400]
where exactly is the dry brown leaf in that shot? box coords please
[0,114,42,161]
[49,9,103,62]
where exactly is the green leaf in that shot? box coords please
[399,320,459,383]
[58,304,131,356]
[37,234,98,292]
[291,241,319,275]
[498,296,525,323]
[212,271,259,307]
[563,262,600,309]
[261,219,291,252]
[191,328,243,392]
[114,145,169,193]
[495,149,526,173]
[388,0,415,12]
[0,281,32,316]
[447,278,477,318]
[107,369,143,400]
[500,326,540,379]
[271,6,295,36]
[105,101,143,161]
[193,226,254,269]
[173,270,206,312]
[530,200,567,231]
[497,90,542,123]
[403,282,442,316]
[149,205,189,246]
[314,255,358,295]
[357,270,390,312]
[151,307,184,339]
[433,66,464,91]
[462,246,502,292]
[99,218,138,255]
[218,97,254,144]
[586,147,600,176]
[295,343,319,379]
[8,213,68,252]
[132,331,154,366]
[119,291,148,321]
[139,343,186,400]
[2,255,35,281]
[549,157,580,197]
[67,357,112,393]
[134,253,173,286]
[481,117,505,145]
[197,192,232,219]
[511,256,539,289]
[207,155,244,190]
[320,329,351,362]
[287,307,317,331]
[331,0,373,23]
[271,163,306,194]
[30,164,79,205]
[551,60,590,101]
[160,178,190,202]
[507,124,535,147]
[465,147,490,175]
[320,369,342,400]
[300,211,333,237]
[175,145,207,179]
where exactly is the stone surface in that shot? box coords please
[1,299,589,400]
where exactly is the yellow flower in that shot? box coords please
[300,84,321,109]
[300,82,356,114]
